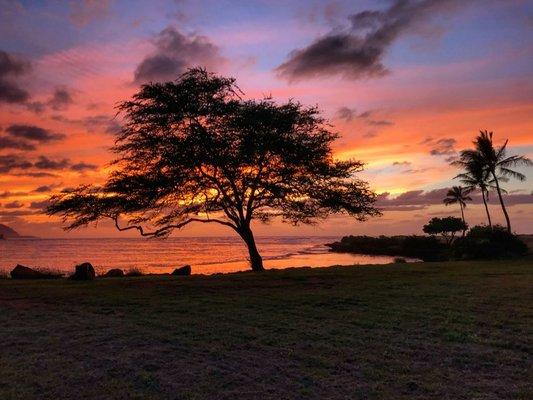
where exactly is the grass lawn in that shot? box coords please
[1,260,532,400]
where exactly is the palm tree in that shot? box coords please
[443,186,471,235]
[458,131,531,232]
[454,158,495,228]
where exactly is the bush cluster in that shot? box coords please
[327,235,447,262]
[329,225,528,262]
[453,225,528,260]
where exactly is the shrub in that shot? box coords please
[34,267,64,278]
[453,225,528,259]
[393,257,407,263]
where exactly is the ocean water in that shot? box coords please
[0,236,411,275]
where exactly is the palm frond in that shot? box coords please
[499,167,526,181]
[443,197,456,205]
[498,155,533,168]
[495,139,508,160]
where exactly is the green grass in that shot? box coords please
[0,260,531,399]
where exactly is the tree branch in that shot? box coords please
[113,215,236,237]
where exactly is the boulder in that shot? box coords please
[172,265,191,276]
[102,268,124,278]
[70,262,96,281]
[10,264,48,279]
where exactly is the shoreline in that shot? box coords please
[0,236,411,276]
[1,256,419,280]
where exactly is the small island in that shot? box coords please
[0,224,20,239]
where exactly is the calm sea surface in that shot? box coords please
[0,236,411,275]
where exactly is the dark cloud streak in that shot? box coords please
[134,27,223,84]
[0,135,36,151]
[336,107,394,127]
[0,50,31,103]
[0,154,33,173]
[70,161,98,172]
[277,0,464,81]
[423,137,457,156]
[5,124,66,143]
[0,154,98,174]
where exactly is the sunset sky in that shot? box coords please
[1,0,532,238]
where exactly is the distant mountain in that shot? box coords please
[0,224,20,238]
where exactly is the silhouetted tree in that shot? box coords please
[456,131,531,232]
[423,217,467,246]
[443,186,471,234]
[47,69,380,271]
[454,157,497,228]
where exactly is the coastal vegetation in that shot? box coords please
[47,69,379,272]
[453,225,529,260]
[329,224,529,262]
[451,130,531,232]
[1,260,531,399]
[327,235,446,262]
[327,130,529,263]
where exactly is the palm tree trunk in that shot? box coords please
[481,189,492,228]
[492,172,511,232]
[460,203,466,236]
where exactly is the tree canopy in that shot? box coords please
[423,217,467,246]
[47,68,380,271]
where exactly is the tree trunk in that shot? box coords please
[481,189,492,228]
[238,225,264,272]
[460,203,466,237]
[492,173,511,232]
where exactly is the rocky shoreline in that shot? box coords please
[6,262,192,280]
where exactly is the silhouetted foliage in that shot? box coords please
[47,68,380,271]
[327,235,447,262]
[402,235,447,261]
[423,217,467,246]
[443,186,471,231]
[454,156,499,228]
[453,130,531,232]
[453,225,528,259]
[330,225,528,263]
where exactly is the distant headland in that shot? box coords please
[0,224,20,239]
[0,224,37,239]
